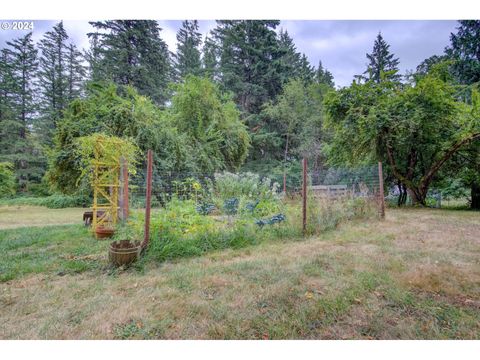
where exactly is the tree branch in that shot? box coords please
[421,132,480,186]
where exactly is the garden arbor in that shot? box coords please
[76,134,138,234]
[91,138,121,230]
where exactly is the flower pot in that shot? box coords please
[109,240,141,267]
[95,226,115,239]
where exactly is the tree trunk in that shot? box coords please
[471,182,480,210]
[407,186,428,206]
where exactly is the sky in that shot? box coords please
[0,20,458,87]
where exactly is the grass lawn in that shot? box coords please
[0,206,86,229]
[0,206,479,339]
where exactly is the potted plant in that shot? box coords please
[94,225,116,239]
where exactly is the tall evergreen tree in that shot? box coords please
[363,32,401,83]
[277,29,302,82]
[88,20,171,104]
[37,21,70,142]
[213,20,285,115]
[446,20,480,84]
[4,32,38,136]
[315,60,335,87]
[84,33,103,82]
[445,20,480,209]
[66,43,86,101]
[174,20,202,80]
[1,33,41,189]
[298,54,315,84]
[0,49,16,125]
[202,34,218,80]
[0,49,17,164]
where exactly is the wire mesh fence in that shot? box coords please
[121,160,384,232]
[309,164,381,199]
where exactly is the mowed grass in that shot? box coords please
[0,224,108,282]
[0,205,86,229]
[0,207,479,339]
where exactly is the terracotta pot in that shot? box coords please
[95,226,115,239]
[109,240,141,267]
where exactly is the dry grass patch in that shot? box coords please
[0,208,479,339]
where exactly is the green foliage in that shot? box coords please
[260,79,328,167]
[324,70,479,204]
[212,171,280,202]
[46,82,188,193]
[88,20,171,104]
[128,198,292,263]
[0,33,46,191]
[75,133,139,186]
[37,21,83,144]
[306,195,378,234]
[213,20,285,115]
[170,75,250,172]
[174,20,202,79]
[361,32,401,83]
[446,20,480,85]
[0,194,89,208]
[0,162,16,197]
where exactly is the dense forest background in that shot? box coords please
[0,20,479,208]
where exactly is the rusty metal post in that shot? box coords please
[378,161,385,219]
[302,158,307,235]
[123,157,129,220]
[143,150,153,248]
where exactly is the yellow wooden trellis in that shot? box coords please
[92,139,120,231]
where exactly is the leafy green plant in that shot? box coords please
[0,194,89,208]
[0,162,16,198]
[75,133,139,186]
[213,171,279,201]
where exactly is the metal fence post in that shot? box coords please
[378,161,385,219]
[302,158,307,235]
[143,150,153,248]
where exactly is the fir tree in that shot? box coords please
[315,60,335,87]
[298,54,315,84]
[1,33,45,190]
[84,33,103,82]
[174,20,202,80]
[88,20,172,104]
[363,32,401,83]
[66,43,85,101]
[277,29,301,82]
[202,34,218,80]
[4,32,38,136]
[446,20,480,84]
[37,21,69,142]
[213,20,285,115]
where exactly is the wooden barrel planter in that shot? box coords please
[95,225,116,239]
[109,240,141,267]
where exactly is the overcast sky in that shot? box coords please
[0,20,458,87]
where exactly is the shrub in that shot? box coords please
[0,162,16,198]
[212,171,280,201]
[306,194,378,233]
[125,197,294,263]
[211,171,281,216]
[0,194,90,208]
